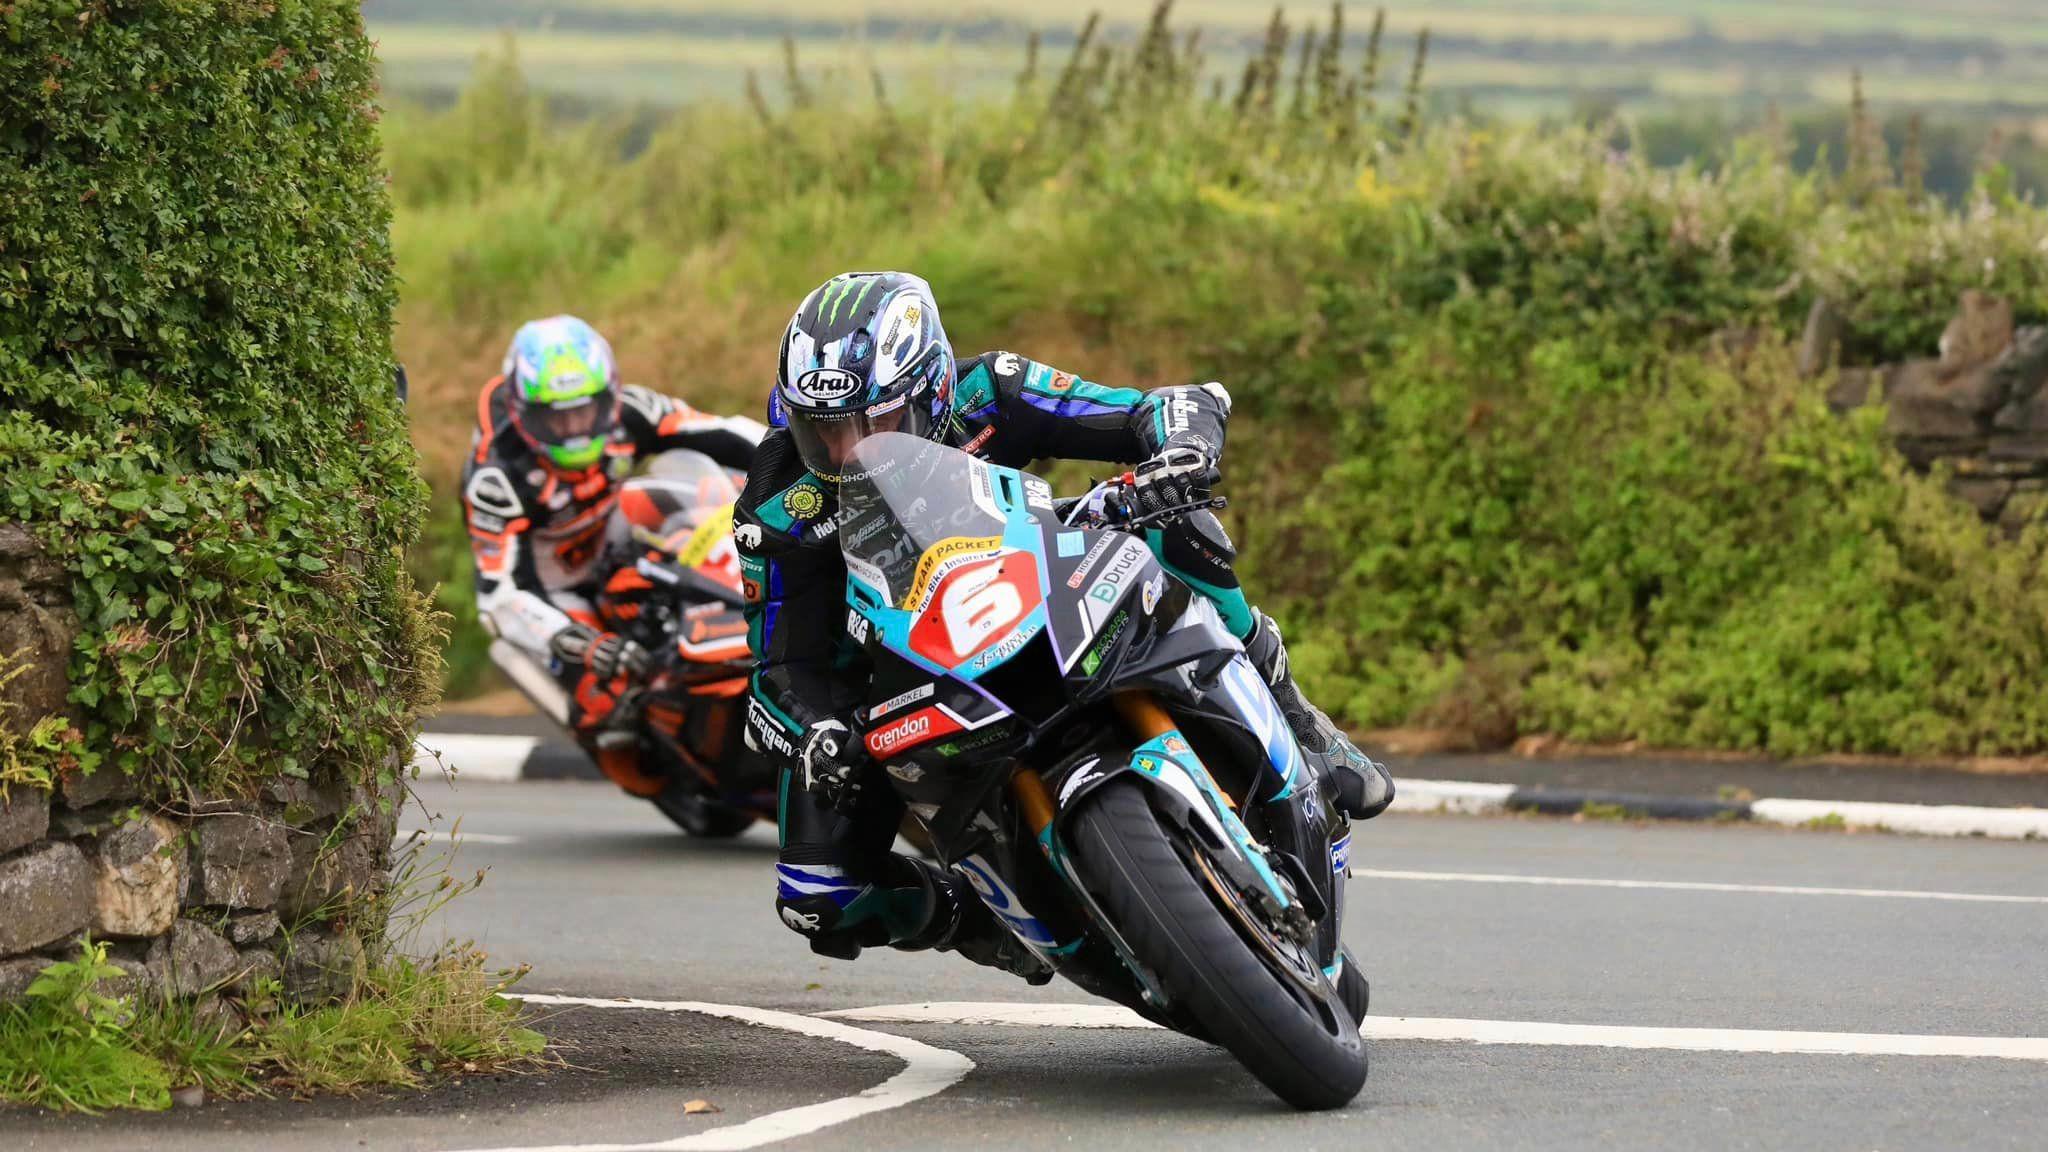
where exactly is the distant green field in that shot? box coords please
[364,1,2048,112]
[374,0,2048,43]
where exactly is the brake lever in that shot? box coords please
[1121,495,1228,531]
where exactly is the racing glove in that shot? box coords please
[551,624,652,681]
[798,719,865,812]
[1131,446,1219,516]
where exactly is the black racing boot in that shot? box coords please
[1243,612,1395,820]
[892,859,1055,985]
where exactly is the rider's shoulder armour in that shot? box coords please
[736,429,838,550]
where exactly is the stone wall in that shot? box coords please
[1807,292,2048,532]
[0,527,397,1005]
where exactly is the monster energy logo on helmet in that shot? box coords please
[773,272,956,483]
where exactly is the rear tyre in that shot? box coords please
[1069,777,1367,1110]
[651,784,758,838]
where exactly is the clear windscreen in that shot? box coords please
[840,432,1010,608]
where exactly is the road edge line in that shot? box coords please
[820,1002,2048,1061]
[443,994,974,1152]
[409,732,2048,840]
[413,734,540,783]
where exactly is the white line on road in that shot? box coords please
[397,829,524,845]
[821,1002,2048,1061]
[1389,779,1516,815]
[1350,867,2048,905]
[414,733,539,782]
[446,993,973,1152]
[825,1001,1167,1030]
[1750,797,2048,840]
[1382,778,2048,840]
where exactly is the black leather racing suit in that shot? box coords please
[736,351,1242,953]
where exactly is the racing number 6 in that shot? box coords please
[939,560,1025,658]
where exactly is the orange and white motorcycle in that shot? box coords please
[493,450,774,836]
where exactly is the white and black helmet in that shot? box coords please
[771,271,954,482]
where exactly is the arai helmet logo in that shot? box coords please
[796,368,863,402]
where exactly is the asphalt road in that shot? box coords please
[416,708,2048,808]
[12,775,2048,1151]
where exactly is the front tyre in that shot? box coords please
[1069,777,1367,1110]
[1337,947,1370,1025]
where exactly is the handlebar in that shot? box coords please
[1060,474,1227,531]
[627,526,746,609]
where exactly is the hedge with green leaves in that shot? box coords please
[0,0,433,799]
[386,25,2048,757]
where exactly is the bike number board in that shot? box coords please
[907,550,1044,673]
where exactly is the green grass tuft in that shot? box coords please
[0,939,540,1114]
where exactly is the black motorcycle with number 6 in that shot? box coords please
[839,432,1367,1110]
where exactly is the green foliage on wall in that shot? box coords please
[0,0,436,798]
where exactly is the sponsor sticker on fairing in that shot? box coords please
[844,550,891,603]
[903,535,1004,611]
[1088,540,1149,604]
[968,460,1003,520]
[1066,533,1118,589]
[864,704,965,757]
[968,628,1031,671]
[868,682,936,721]
[1140,572,1165,614]
[1056,757,1104,806]
[868,712,930,756]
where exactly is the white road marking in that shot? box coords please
[446,994,973,1152]
[396,829,523,845]
[1359,1018,2048,1060]
[826,1002,1166,1030]
[1389,779,1515,815]
[1750,797,2048,840]
[1350,867,2048,905]
[1383,778,2048,840]
[414,733,539,782]
[821,1002,2048,1061]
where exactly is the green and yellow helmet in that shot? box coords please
[503,315,621,471]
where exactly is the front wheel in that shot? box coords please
[1069,776,1367,1110]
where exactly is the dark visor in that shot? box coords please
[787,398,926,482]
[524,395,615,447]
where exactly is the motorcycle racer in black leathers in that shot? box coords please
[736,272,1393,976]
[463,315,762,792]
